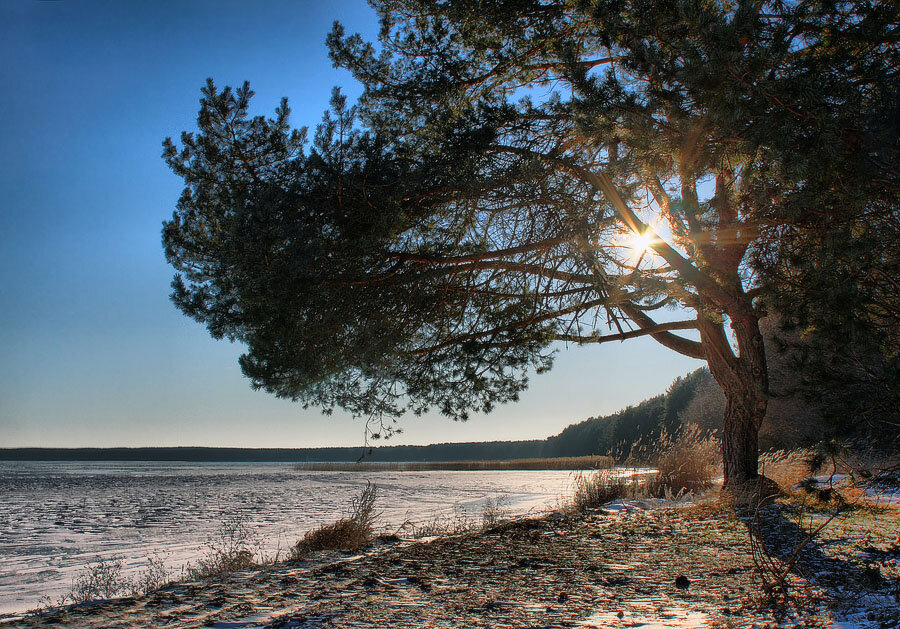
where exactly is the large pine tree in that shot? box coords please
[163,0,899,488]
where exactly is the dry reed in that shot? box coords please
[759,449,817,492]
[290,482,379,559]
[293,455,613,472]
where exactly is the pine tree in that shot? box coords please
[163,1,899,488]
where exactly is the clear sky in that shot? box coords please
[0,0,705,449]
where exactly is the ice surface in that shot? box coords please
[0,461,581,615]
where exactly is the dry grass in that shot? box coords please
[480,496,510,529]
[184,513,262,579]
[290,518,372,557]
[645,425,721,495]
[290,482,379,559]
[397,505,479,538]
[759,449,816,493]
[293,455,613,472]
[570,426,721,510]
[570,469,646,510]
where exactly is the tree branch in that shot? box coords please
[551,319,699,344]
[386,234,573,265]
[619,302,706,359]
[409,297,609,355]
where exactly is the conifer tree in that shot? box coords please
[163,0,899,488]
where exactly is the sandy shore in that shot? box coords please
[5,498,898,628]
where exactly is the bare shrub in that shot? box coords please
[184,513,262,579]
[645,425,721,496]
[52,552,174,610]
[291,482,380,559]
[127,552,172,597]
[68,558,128,604]
[480,496,510,529]
[347,481,379,534]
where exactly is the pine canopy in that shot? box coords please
[163,0,898,462]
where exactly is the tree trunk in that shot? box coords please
[719,381,765,486]
[699,312,769,490]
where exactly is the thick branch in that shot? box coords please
[619,302,706,359]
[563,162,735,307]
[551,319,699,344]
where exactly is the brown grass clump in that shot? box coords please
[291,518,372,557]
[759,449,817,492]
[291,482,379,559]
[570,426,721,510]
[570,469,646,510]
[645,425,721,496]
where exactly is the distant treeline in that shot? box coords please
[0,370,709,463]
[0,441,545,463]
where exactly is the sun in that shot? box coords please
[625,230,656,261]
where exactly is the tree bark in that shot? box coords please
[719,379,766,485]
[698,311,769,489]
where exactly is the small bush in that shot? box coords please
[184,513,262,579]
[291,518,372,557]
[291,482,379,559]
[55,553,174,609]
[69,558,128,603]
[127,553,172,597]
[480,496,510,529]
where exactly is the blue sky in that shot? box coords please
[0,1,704,449]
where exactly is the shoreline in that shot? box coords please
[6,497,898,628]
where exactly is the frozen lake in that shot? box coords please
[0,461,583,615]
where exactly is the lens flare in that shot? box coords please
[624,230,656,261]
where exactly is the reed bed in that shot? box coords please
[292,455,614,472]
[571,426,721,510]
[759,448,816,491]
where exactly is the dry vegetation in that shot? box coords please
[292,455,613,472]
[290,482,379,559]
[39,553,173,609]
[645,425,721,495]
[759,448,817,492]
[396,496,512,538]
[184,513,264,579]
[571,425,721,510]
